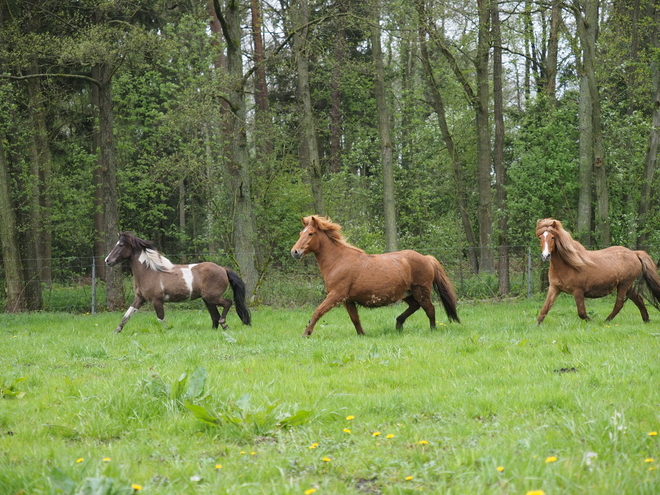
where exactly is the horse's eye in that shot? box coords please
[308,232,314,236]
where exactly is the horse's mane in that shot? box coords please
[536,219,594,268]
[303,216,365,254]
[120,232,175,272]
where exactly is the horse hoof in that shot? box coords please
[114,328,122,333]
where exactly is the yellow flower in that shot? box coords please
[131,484,142,491]
[496,466,504,472]
[645,458,654,463]
[418,440,429,445]
[372,431,381,437]
[309,443,319,449]
[102,457,111,462]
[545,456,557,463]
[343,428,351,433]
[305,489,317,495]
[405,476,413,481]
[386,434,395,439]
[215,464,222,469]
[322,457,331,462]
[649,431,658,436]
[250,452,256,456]
[526,491,545,495]
[76,458,84,464]
[346,415,355,420]
[240,450,245,455]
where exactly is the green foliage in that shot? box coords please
[1,375,26,399]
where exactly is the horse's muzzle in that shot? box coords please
[541,253,551,262]
[291,249,304,259]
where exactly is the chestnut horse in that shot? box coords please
[291,216,459,336]
[105,232,251,333]
[536,218,660,323]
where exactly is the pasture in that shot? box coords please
[2,295,660,494]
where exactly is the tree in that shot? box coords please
[371,0,397,251]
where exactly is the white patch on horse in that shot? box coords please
[104,240,120,264]
[302,227,308,233]
[123,306,138,319]
[181,265,196,298]
[542,231,551,259]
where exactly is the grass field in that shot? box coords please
[2,294,660,494]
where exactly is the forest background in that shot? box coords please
[1,0,659,312]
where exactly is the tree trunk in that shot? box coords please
[576,72,593,245]
[0,137,26,312]
[636,2,660,249]
[329,23,345,174]
[545,0,561,104]
[371,0,397,252]
[96,62,124,310]
[212,0,259,298]
[415,0,479,273]
[293,0,325,216]
[250,0,272,156]
[492,3,509,295]
[476,0,494,272]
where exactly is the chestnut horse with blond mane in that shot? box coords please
[291,216,459,336]
[536,218,660,324]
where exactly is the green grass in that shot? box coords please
[2,295,660,494]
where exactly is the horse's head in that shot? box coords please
[105,232,136,267]
[291,216,322,259]
[536,219,557,262]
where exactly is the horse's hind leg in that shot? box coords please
[204,298,232,330]
[396,296,420,331]
[343,301,365,335]
[605,285,630,322]
[626,289,649,322]
[573,290,590,321]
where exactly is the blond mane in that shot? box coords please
[139,248,175,272]
[303,215,365,254]
[536,218,594,268]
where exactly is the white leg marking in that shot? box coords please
[124,306,138,319]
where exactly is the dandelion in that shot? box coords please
[526,491,545,495]
[309,443,319,449]
[240,451,245,455]
[76,458,84,464]
[322,457,331,462]
[649,432,658,436]
[102,457,111,462]
[215,464,222,469]
[131,484,142,491]
[305,489,317,495]
[250,452,256,456]
[386,434,395,439]
[418,440,429,445]
[343,428,351,433]
[372,431,381,437]
[496,466,504,472]
[405,476,413,481]
[645,458,654,463]
[346,415,355,420]
[545,456,557,463]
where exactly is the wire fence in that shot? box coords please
[2,244,660,313]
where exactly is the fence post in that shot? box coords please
[527,246,532,298]
[91,257,96,314]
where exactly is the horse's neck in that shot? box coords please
[314,233,350,274]
[129,254,154,284]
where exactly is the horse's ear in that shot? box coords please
[551,220,557,228]
[308,215,319,228]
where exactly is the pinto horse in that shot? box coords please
[105,232,251,333]
[290,216,459,336]
[536,218,660,324]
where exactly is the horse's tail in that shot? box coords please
[635,251,660,308]
[427,256,460,323]
[226,268,252,325]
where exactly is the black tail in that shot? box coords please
[428,256,460,323]
[636,251,660,310]
[226,269,252,325]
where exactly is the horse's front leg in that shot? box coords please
[115,296,145,333]
[152,298,166,324]
[537,285,560,324]
[573,290,590,321]
[302,294,342,337]
[343,300,365,335]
